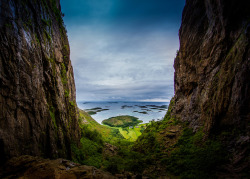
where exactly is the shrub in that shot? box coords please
[165,128,227,178]
[71,125,104,167]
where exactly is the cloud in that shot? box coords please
[61,0,185,101]
[139,98,171,102]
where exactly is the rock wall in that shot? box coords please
[0,0,80,163]
[172,0,250,134]
[170,0,250,174]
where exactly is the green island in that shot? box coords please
[85,107,110,115]
[102,115,143,128]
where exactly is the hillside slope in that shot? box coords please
[78,109,125,143]
[0,0,80,163]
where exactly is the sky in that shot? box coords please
[60,0,185,102]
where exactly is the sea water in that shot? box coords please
[77,101,169,124]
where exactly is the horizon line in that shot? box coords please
[76,100,171,103]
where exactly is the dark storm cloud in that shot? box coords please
[61,0,185,101]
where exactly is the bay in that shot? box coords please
[77,101,169,124]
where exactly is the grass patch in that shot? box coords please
[118,124,146,142]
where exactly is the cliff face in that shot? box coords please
[169,0,250,174]
[172,0,250,134]
[0,0,80,163]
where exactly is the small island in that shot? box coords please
[85,107,109,115]
[102,115,142,128]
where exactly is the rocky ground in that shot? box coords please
[1,155,166,179]
[0,155,116,179]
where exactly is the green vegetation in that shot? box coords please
[133,121,227,178]
[50,0,64,25]
[164,128,227,178]
[35,33,40,44]
[41,18,51,27]
[132,98,228,178]
[49,106,57,129]
[69,100,75,107]
[72,103,227,177]
[78,110,124,143]
[71,125,104,168]
[118,124,146,141]
[60,63,67,85]
[41,0,63,24]
[64,90,69,97]
[102,115,142,128]
[62,45,69,58]
[71,109,147,173]
[102,145,147,174]
[73,109,163,175]
[85,107,109,115]
[87,111,97,115]
[44,30,52,43]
